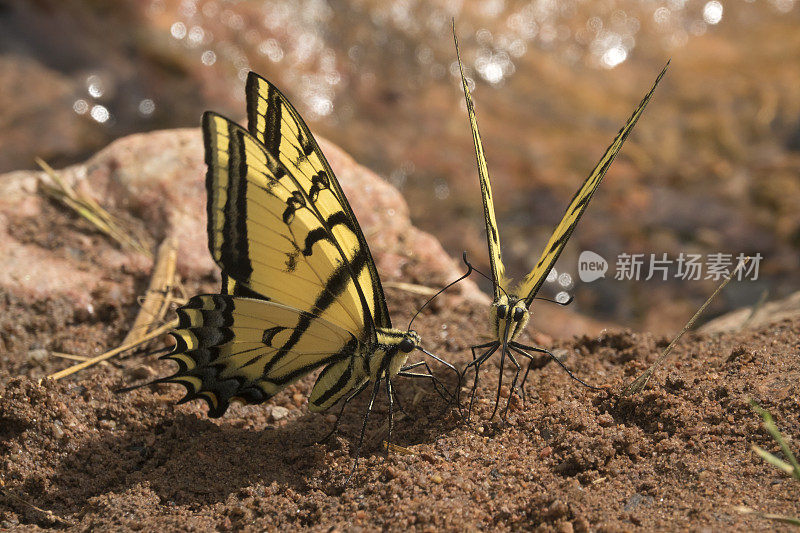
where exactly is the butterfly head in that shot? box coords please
[491,294,530,343]
[399,330,421,353]
[374,328,421,380]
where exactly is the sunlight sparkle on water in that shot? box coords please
[703,1,723,25]
[201,50,217,65]
[555,291,571,304]
[601,45,627,68]
[187,26,205,47]
[73,99,89,115]
[308,94,333,117]
[769,0,795,13]
[170,21,187,39]
[259,39,284,62]
[90,105,110,123]
[654,7,671,25]
[86,75,104,98]
[138,99,156,116]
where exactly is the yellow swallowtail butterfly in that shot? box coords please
[454,32,668,419]
[125,71,458,472]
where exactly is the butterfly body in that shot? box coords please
[308,328,419,412]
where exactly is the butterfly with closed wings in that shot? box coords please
[454,32,669,420]
[122,71,462,478]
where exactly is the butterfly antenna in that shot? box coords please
[534,294,574,306]
[114,375,172,395]
[462,252,508,300]
[114,343,177,394]
[407,252,474,330]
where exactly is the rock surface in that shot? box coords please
[700,290,800,334]
[0,126,482,308]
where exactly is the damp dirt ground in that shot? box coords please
[2,276,799,532]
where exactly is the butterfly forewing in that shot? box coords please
[517,61,670,305]
[245,72,391,330]
[454,34,507,296]
[204,112,372,340]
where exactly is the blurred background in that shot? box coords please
[1,0,798,334]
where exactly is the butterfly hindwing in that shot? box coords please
[517,61,670,305]
[245,72,391,330]
[454,34,506,296]
[164,294,362,417]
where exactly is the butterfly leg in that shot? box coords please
[315,380,369,445]
[417,347,462,392]
[500,349,522,420]
[346,376,384,485]
[511,342,602,391]
[488,344,508,421]
[463,343,499,422]
[385,376,394,458]
[399,360,456,404]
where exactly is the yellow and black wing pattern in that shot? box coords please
[517,61,669,306]
[166,295,362,417]
[159,91,396,416]
[245,71,391,330]
[454,34,506,297]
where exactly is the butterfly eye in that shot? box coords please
[399,337,416,353]
[496,304,508,319]
[512,307,525,322]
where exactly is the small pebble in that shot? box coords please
[52,420,65,439]
[271,406,289,421]
[27,349,48,364]
[127,365,156,381]
[597,413,614,427]
[431,474,443,484]
[292,393,304,407]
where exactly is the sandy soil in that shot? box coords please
[2,272,799,531]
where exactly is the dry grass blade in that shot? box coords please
[383,441,415,456]
[35,157,151,258]
[123,237,178,345]
[45,319,178,382]
[0,480,72,526]
[734,506,800,527]
[382,281,439,297]
[620,257,750,396]
[740,288,769,331]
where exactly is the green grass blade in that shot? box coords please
[750,400,800,480]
